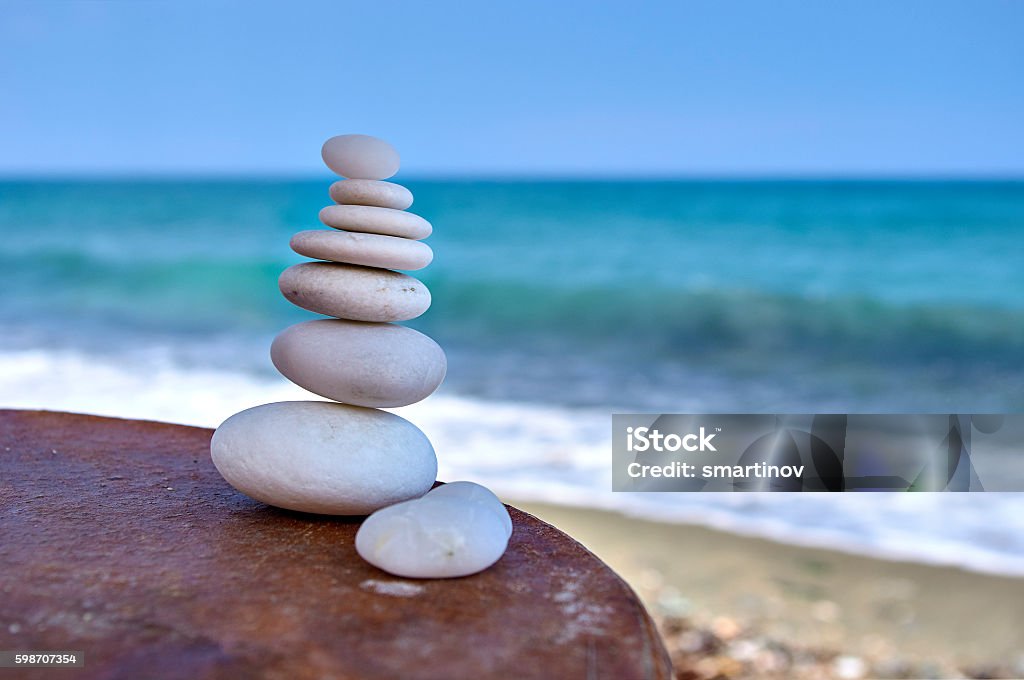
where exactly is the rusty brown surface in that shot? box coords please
[0,409,671,680]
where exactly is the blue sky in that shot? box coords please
[1,1,1022,176]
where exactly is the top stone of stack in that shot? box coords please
[322,134,401,180]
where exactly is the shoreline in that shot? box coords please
[512,500,1024,676]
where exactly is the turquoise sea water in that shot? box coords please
[1,179,1022,411]
[2,179,1023,575]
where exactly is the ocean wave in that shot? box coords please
[418,279,1024,360]
[4,245,1023,362]
[2,264,1022,413]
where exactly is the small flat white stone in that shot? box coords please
[356,495,510,579]
[291,230,433,271]
[330,179,413,210]
[271,319,446,408]
[279,262,430,322]
[322,134,400,180]
[426,481,512,539]
[210,401,437,515]
[320,205,432,240]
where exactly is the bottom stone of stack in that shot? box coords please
[211,401,436,515]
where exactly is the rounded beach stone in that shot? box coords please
[279,262,430,322]
[291,230,433,271]
[210,401,437,515]
[320,205,432,240]
[321,134,400,180]
[356,496,510,578]
[271,319,446,408]
[330,179,413,210]
[426,481,512,539]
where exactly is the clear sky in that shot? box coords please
[1,1,1022,176]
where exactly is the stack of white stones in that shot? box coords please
[275,135,445,413]
[211,135,511,578]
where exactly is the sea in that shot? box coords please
[1,178,1023,576]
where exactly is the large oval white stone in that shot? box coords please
[291,230,433,271]
[329,179,413,210]
[279,262,430,322]
[356,495,510,578]
[321,134,400,180]
[320,205,432,240]
[211,401,437,515]
[271,319,446,407]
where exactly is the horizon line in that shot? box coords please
[2,171,1024,183]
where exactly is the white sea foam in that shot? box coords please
[2,347,1023,578]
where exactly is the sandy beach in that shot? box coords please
[514,500,1024,679]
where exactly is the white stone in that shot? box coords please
[290,230,433,271]
[320,205,432,240]
[833,655,868,680]
[279,262,430,322]
[321,134,400,180]
[356,495,510,578]
[210,401,437,515]
[329,179,413,210]
[271,319,446,407]
[426,481,512,539]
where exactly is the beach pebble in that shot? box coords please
[425,481,512,539]
[356,494,510,578]
[291,230,433,271]
[320,205,432,240]
[330,179,413,210]
[211,401,437,515]
[321,134,400,180]
[833,655,868,679]
[271,319,446,408]
[279,262,430,322]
